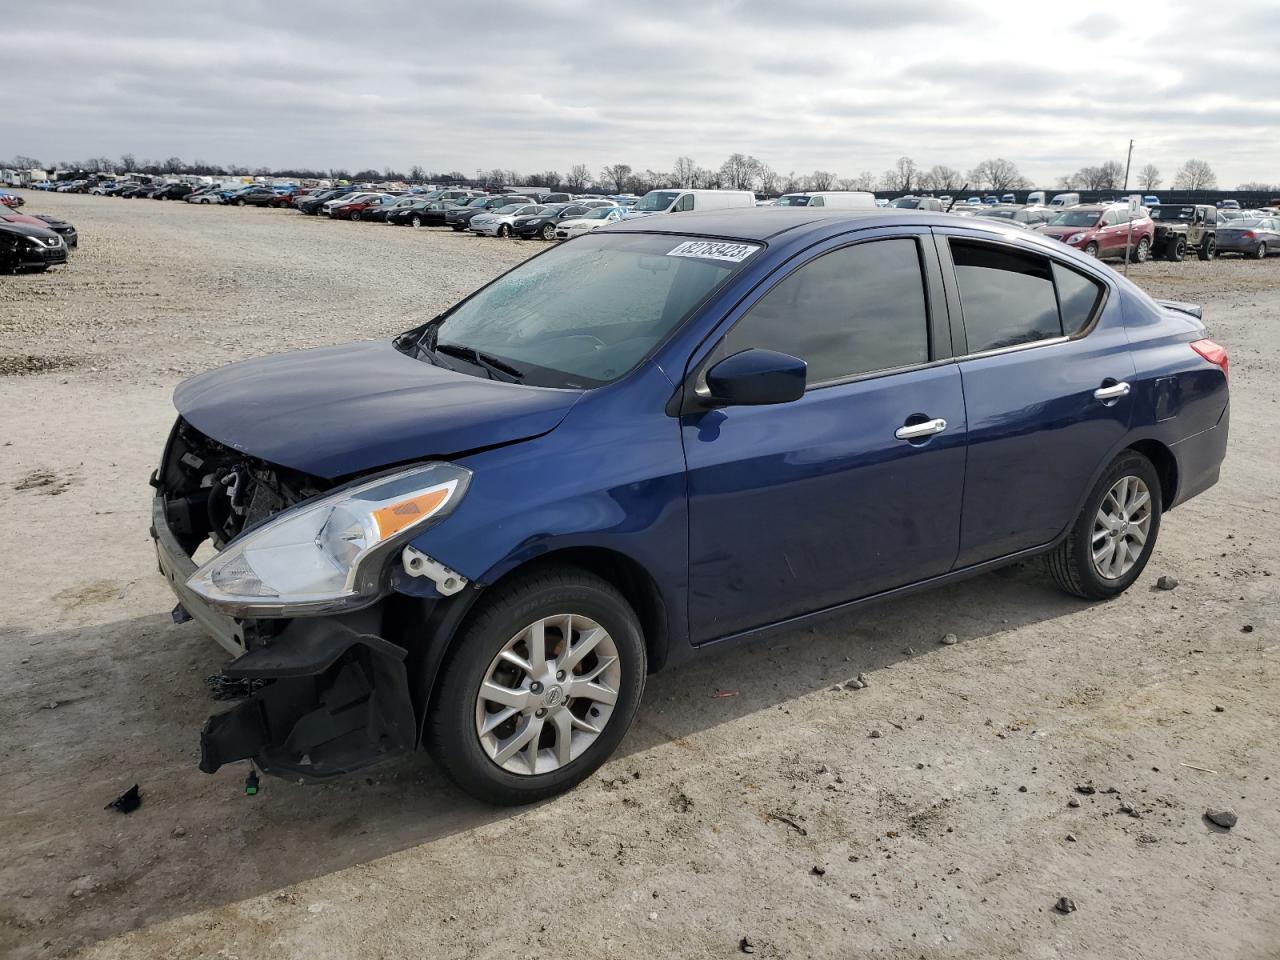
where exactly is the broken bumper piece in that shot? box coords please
[199,618,416,782]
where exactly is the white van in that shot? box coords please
[625,188,756,218]
[775,191,876,209]
[1026,191,1047,206]
[1049,192,1081,207]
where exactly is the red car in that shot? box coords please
[1039,204,1155,262]
[328,193,396,221]
[0,192,24,209]
[267,189,303,208]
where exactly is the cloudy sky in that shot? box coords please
[6,0,1278,187]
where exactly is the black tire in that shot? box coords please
[410,215,422,228]
[1133,237,1150,263]
[351,210,362,221]
[498,224,511,238]
[425,565,647,805]
[1084,241,1099,258]
[235,198,245,206]
[452,224,465,232]
[1047,451,1162,600]
[541,224,556,240]
[1255,242,1267,260]
[1198,236,1216,261]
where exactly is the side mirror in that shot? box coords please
[704,349,806,407]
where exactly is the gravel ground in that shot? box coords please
[1,192,1277,960]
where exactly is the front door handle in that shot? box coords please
[895,418,948,441]
[1093,382,1131,401]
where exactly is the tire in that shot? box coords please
[541,224,556,240]
[410,215,422,228]
[1254,242,1267,260]
[351,210,362,221]
[1133,237,1150,263]
[425,565,647,805]
[1198,236,1216,261]
[452,224,464,232]
[1168,237,1186,261]
[235,198,245,206]
[498,224,511,238]
[1084,242,1099,258]
[1047,450,1162,600]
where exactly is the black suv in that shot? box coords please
[1150,204,1218,261]
[155,183,196,200]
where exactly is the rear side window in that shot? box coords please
[675,194,694,212]
[809,196,825,207]
[723,238,930,384]
[949,241,1060,351]
[1052,262,1104,334]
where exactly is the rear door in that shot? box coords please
[683,229,966,642]
[934,231,1134,566]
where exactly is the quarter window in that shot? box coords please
[723,238,931,384]
[1053,262,1104,335]
[949,241,1061,352]
[809,196,825,207]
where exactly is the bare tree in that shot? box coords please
[162,156,185,174]
[12,154,42,169]
[536,170,562,190]
[565,164,591,191]
[755,162,778,195]
[807,170,836,191]
[883,156,918,191]
[408,164,426,182]
[780,170,802,193]
[718,153,761,190]
[486,168,508,187]
[1097,160,1124,190]
[927,165,964,192]
[851,170,880,192]
[1137,164,1161,190]
[672,156,697,189]
[967,158,1029,192]
[1174,159,1217,190]
[1237,180,1276,191]
[1057,172,1080,190]
[601,164,632,193]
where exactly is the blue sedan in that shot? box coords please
[152,209,1230,804]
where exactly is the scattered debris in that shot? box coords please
[1241,624,1254,633]
[1155,575,1179,591]
[1054,897,1077,915]
[1068,798,1081,808]
[1018,785,1028,793]
[1065,833,1077,842]
[868,729,882,739]
[105,784,141,814]
[647,911,658,921]
[940,632,959,645]
[810,865,826,876]
[1075,783,1096,795]
[171,826,186,838]
[1213,705,1225,713]
[0,354,78,378]
[765,811,808,836]
[1205,808,1238,829]
[844,678,864,690]
[711,690,739,699]
[739,936,756,954]
[856,672,870,687]
[1180,762,1218,775]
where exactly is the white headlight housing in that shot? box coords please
[1066,232,1087,244]
[186,462,471,617]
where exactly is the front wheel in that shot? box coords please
[425,566,646,805]
[498,224,511,238]
[1084,241,1099,258]
[1168,237,1186,261]
[351,210,362,221]
[1133,237,1150,263]
[541,223,556,240]
[235,198,245,206]
[410,215,422,228]
[1047,451,1162,600]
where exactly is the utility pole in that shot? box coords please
[1122,139,1135,192]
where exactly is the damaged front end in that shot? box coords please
[151,419,473,781]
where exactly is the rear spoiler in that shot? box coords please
[1154,299,1203,319]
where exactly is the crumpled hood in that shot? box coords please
[174,340,583,478]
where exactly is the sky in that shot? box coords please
[4,0,1279,188]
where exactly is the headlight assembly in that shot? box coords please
[186,462,471,617]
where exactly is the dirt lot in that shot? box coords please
[1,192,1277,960]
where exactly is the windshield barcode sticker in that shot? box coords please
[667,240,759,263]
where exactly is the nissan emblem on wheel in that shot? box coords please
[150,208,1229,804]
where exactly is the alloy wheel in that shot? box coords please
[1091,475,1152,580]
[474,614,621,775]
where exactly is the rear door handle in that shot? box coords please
[1093,382,1131,401]
[895,418,948,441]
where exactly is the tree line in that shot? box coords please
[7,151,1266,194]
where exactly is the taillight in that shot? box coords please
[1242,231,1256,239]
[1190,338,1229,380]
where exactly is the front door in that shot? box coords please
[683,232,967,643]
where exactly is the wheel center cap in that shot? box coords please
[543,685,565,708]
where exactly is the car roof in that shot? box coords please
[607,207,962,242]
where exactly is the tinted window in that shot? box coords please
[723,238,930,384]
[1053,263,1104,335]
[950,241,1061,352]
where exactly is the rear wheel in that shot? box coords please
[452,224,465,232]
[1198,236,1216,261]
[425,566,646,804]
[1047,451,1162,600]
[1255,242,1268,260]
